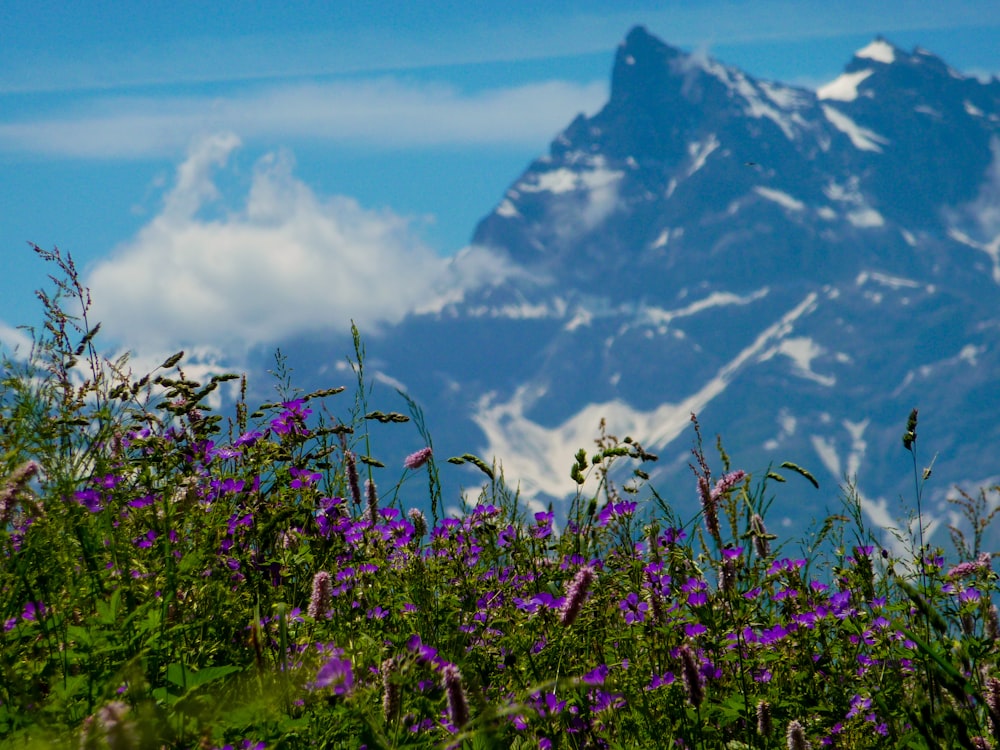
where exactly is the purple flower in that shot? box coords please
[531,690,566,717]
[960,587,983,603]
[589,689,625,713]
[233,430,264,447]
[289,467,321,489]
[270,400,311,437]
[597,500,637,527]
[498,524,516,547]
[646,672,675,690]
[681,577,708,606]
[22,601,45,622]
[758,624,789,645]
[619,592,648,625]
[314,654,354,695]
[532,510,554,539]
[127,494,156,509]
[685,622,707,637]
[74,488,103,513]
[403,447,433,470]
[582,664,609,685]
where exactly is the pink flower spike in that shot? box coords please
[404,447,433,470]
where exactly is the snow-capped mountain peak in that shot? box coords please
[262,28,1000,548]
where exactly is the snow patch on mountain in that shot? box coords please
[687,134,720,176]
[817,70,874,102]
[464,297,568,320]
[640,289,769,331]
[519,157,624,195]
[821,105,888,152]
[754,186,805,212]
[856,271,921,290]
[692,56,803,139]
[759,81,811,110]
[855,39,896,64]
[472,293,818,504]
[762,337,835,386]
[846,208,885,228]
[496,199,519,218]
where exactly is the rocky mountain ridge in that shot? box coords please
[260,27,1000,550]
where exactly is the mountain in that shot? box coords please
[256,28,1000,551]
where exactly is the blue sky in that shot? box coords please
[2,1,999,360]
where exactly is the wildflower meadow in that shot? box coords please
[2,245,1000,749]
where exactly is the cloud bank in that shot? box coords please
[87,133,516,353]
[0,78,607,159]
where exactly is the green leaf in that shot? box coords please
[165,662,242,692]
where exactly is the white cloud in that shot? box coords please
[0,78,607,159]
[0,322,33,359]
[86,133,517,353]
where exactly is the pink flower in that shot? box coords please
[559,566,595,626]
[404,447,433,470]
[308,572,333,619]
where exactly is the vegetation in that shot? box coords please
[2,246,1000,749]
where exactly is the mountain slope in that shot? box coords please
[260,27,1000,550]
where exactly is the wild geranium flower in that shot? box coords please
[846,694,872,719]
[22,601,45,622]
[531,690,566,717]
[597,500,637,527]
[646,672,675,690]
[681,577,708,606]
[403,447,433,470]
[532,510,554,539]
[270,399,311,437]
[497,524,516,548]
[289,467,321,489]
[685,622,707,637]
[582,664,609,685]
[234,430,263,448]
[74,488,103,513]
[314,654,354,695]
[589,689,625,712]
[619,592,648,625]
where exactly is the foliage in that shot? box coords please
[2,246,1000,749]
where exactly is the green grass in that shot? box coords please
[1,245,999,749]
